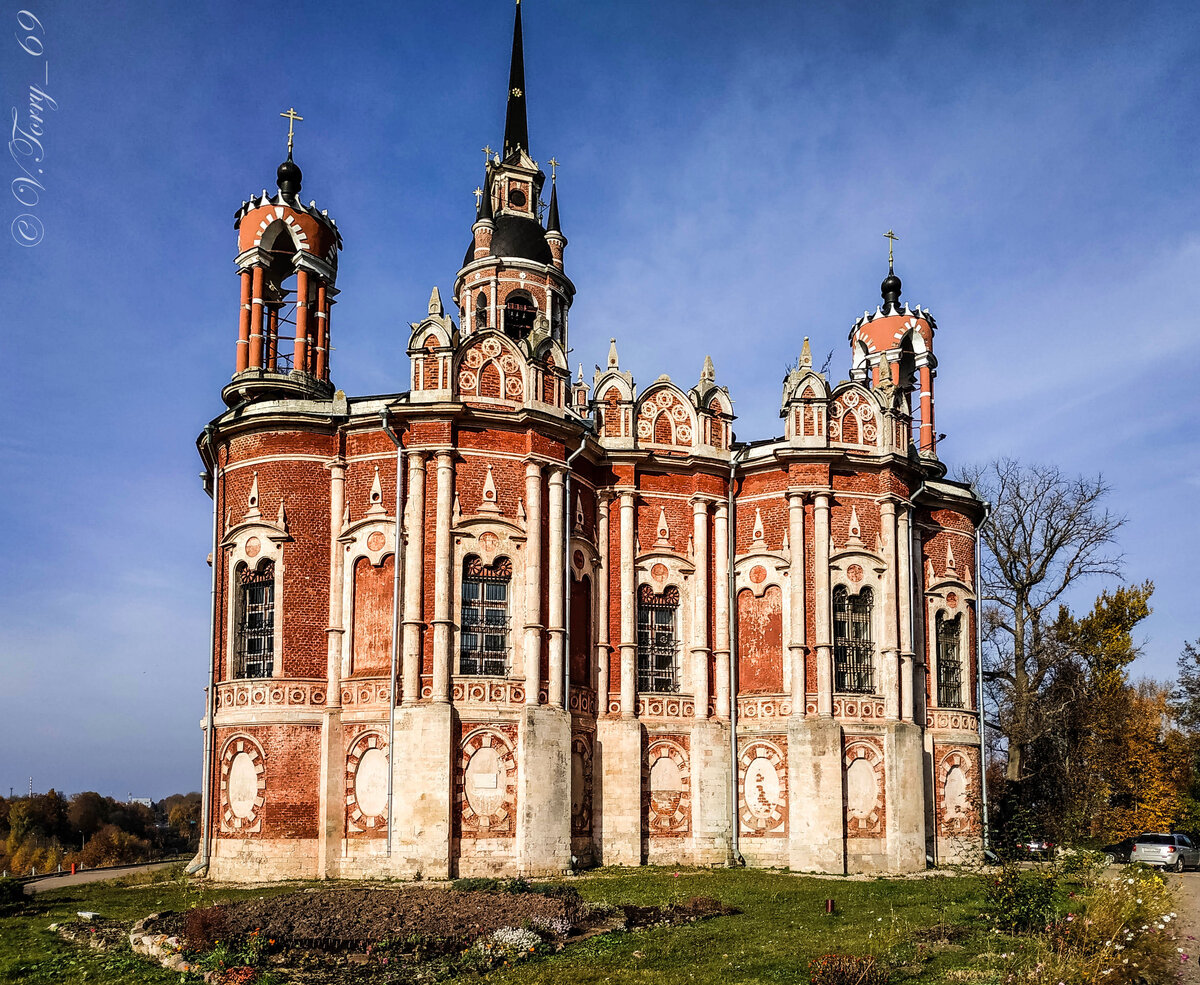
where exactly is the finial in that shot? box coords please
[800,337,812,368]
[607,338,619,369]
[474,186,483,208]
[280,107,303,158]
[548,157,559,181]
[481,145,494,166]
[884,229,899,273]
[428,286,443,316]
[701,354,715,383]
[577,362,584,384]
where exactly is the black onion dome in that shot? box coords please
[880,268,902,307]
[489,214,553,264]
[277,157,302,197]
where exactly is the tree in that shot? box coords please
[963,459,1125,784]
[68,792,109,841]
[1172,638,1200,733]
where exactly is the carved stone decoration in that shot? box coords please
[570,734,593,837]
[645,737,691,837]
[843,738,886,838]
[457,724,518,839]
[219,736,265,834]
[935,746,979,837]
[346,731,389,834]
[738,738,788,837]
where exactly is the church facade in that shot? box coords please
[195,4,984,882]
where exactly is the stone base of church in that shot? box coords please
[593,717,644,865]
[208,837,320,882]
[884,721,927,872]
[689,719,733,865]
[388,702,454,880]
[788,716,846,873]
[514,704,572,876]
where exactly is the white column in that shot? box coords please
[690,497,710,721]
[912,522,928,723]
[524,462,543,705]
[401,451,426,704]
[713,501,731,719]
[787,492,806,716]
[326,458,347,699]
[547,468,566,707]
[431,451,455,703]
[898,504,914,722]
[596,494,611,705]
[618,490,637,717]
[813,491,833,717]
[879,497,900,720]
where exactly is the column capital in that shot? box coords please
[525,460,544,478]
[548,467,567,485]
[786,490,807,507]
[406,448,428,465]
[323,456,347,474]
[689,494,713,512]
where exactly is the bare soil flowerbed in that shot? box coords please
[139,882,737,983]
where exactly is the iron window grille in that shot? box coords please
[833,585,874,694]
[237,561,275,679]
[637,584,680,693]
[460,556,512,676]
[937,612,965,708]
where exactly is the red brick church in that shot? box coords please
[194,2,984,880]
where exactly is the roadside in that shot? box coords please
[23,860,180,894]
[1172,871,1199,984]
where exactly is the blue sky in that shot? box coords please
[3,1,1197,799]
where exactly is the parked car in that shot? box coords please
[1130,833,1200,872]
[1021,837,1056,859]
[1101,837,1137,865]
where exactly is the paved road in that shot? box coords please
[1172,870,1200,985]
[23,860,182,895]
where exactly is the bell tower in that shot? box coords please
[849,231,940,456]
[453,1,575,357]
[225,110,343,407]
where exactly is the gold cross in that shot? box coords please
[884,229,899,268]
[481,145,494,166]
[474,186,483,207]
[548,157,559,180]
[280,108,303,156]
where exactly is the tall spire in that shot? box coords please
[503,0,529,160]
[546,176,561,232]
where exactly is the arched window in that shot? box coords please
[833,585,873,694]
[475,291,488,330]
[637,585,679,693]
[936,612,964,708]
[460,555,511,675]
[236,560,275,679]
[551,300,565,344]
[503,290,536,341]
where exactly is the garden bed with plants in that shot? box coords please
[134,878,737,983]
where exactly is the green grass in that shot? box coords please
[0,864,1019,984]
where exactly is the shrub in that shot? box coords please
[807,953,890,985]
[0,877,25,911]
[184,904,228,951]
[982,864,1057,932]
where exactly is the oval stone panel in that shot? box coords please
[649,755,682,816]
[744,756,780,819]
[845,756,878,818]
[227,752,258,819]
[465,746,505,817]
[944,765,968,818]
[356,747,389,817]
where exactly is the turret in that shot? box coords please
[848,232,939,456]
[225,109,342,407]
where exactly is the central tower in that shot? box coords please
[452,0,573,357]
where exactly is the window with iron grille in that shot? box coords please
[937,612,965,708]
[237,561,275,679]
[460,555,511,676]
[637,584,679,693]
[833,585,874,694]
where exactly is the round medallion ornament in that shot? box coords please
[573,549,585,569]
[847,564,864,584]
[750,565,767,584]
[366,531,385,552]
[245,536,260,559]
[651,562,668,582]
[946,592,958,609]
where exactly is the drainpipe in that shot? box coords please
[380,411,406,857]
[975,500,992,851]
[727,444,748,866]
[561,432,589,710]
[191,424,221,877]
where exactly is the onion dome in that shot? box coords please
[276,155,302,198]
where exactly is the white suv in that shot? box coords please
[1130,833,1200,871]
